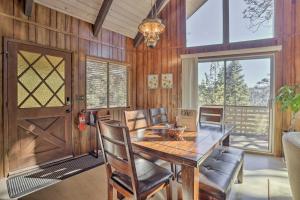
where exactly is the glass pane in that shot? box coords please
[32,56,53,78]
[17,51,65,108]
[225,57,272,152]
[47,96,63,107]
[186,0,223,47]
[18,83,29,106]
[20,96,40,108]
[33,83,54,106]
[198,61,225,106]
[46,55,63,67]
[229,0,274,42]
[109,64,128,108]
[56,61,65,78]
[86,60,108,108]
[57,85,65,103]
[225,58,271,106]
[19,50,41,64]
[18,54,29,76]
[45,71,64,92]
[19,68,42,92]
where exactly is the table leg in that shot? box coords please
[181,165,199,200]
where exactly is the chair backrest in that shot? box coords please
[199,106,223,126]
[149,108,168,125]
[124,110,148,131]
[97,121,139,194]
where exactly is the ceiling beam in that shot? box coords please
[133,0,169,48]
[93,0,114,36]
[24,0,34,17]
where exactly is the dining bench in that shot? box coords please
[177,146,244,200]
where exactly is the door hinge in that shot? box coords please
[5,51,8,57]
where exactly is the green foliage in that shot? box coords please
[198,61,250,106]
[276,85,300,114]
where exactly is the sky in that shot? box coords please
[186,0,274,46]
[198,58,271,88]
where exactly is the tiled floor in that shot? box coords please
[0,153,292,200]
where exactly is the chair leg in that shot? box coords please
[166,180,173,200]
[107,183,113,200]
[237,163,243,184]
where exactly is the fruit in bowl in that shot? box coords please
[168,126,186,141]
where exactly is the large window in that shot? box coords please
[186,0,223,47]
[186,0,274,47]
[86,58,128,109]
[198,56,273,152]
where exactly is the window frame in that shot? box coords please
[85,56,130,109]
[186,0,276,48]
[197,53,275,153]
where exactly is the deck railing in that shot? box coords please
[224,105,270,136]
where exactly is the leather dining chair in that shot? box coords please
[149,108,169,126]
[124,110,149,132]
[199,106,223,126]
[149,107,169,126]
[97,121,173,200]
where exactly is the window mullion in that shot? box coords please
[107,62,110,108]
[223,0,230,44]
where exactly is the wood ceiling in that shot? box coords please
[34,0,159,38]
[33,0,204,39]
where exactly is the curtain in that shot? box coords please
[181,57,198,109]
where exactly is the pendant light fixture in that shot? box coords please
[138,0,166,48]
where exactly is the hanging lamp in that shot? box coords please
[138,0,165,48]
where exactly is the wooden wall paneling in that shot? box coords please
[35,4,50,46]
[101,29,110,59]
[13,0,29,41]
[56,12,65,49]
[97,28,102,58]
[65,15,71,50]
[78,37,90,154]
[0,0,14,179]
[28,3,36,42]
[273,0,285,156]
[136,46,144,108]
[49,9,57,47]
[143,46,148,108]
[70,17,80,155]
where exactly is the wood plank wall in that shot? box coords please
[0,0,136,177]
[135,0,300,156]
[136,0,186,122]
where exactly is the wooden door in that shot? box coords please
[5,40,73,173]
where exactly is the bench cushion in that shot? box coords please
[200,157,239,193]
[210,147,244,164]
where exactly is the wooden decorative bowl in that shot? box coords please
[168,126,186,141]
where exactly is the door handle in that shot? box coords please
[66,97,71,106]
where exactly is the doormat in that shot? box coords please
[7,155,104,199]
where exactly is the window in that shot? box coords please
[186,0,223,47]
[198,56,273,152]
[186,0,274,47]
[229,0,274,42]
[86,58,128,109]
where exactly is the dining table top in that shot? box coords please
[130,124,234,167]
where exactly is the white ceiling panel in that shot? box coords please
[34,0,168,38]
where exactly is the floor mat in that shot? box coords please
[7,155,104,199]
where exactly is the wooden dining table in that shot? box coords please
[130,124,234,200]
